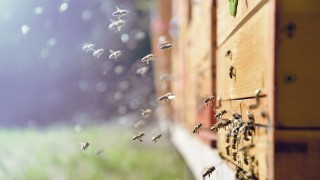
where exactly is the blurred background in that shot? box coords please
[0,0,187,179]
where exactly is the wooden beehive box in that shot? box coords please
[216,0,320,179]
[153,0,320,179]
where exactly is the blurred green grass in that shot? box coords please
[0,124,186,180]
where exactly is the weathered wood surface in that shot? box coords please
[217,1,274,100]
[216,0,268,46]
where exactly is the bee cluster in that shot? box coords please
[192,96,261,179]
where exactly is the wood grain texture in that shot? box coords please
[216,0,268,46]
[216,1,274,100]
[276,0,320,127]
[274,130,320,180]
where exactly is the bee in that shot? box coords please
[158,36,172,50]
[134,120,145,128]
[202,165,216,179]
[132,132,145,142]
[93,49,104,58]
[232,152,238,161]
[229,66,236,79]
[235,167,246,180]
[232,136,239,150]
[82,43,95,53]
[226,130,232,143]
[210,121,226,132]
[158,41,172,50]
[246,166,258,180]
[226,145,231,156]
[232,112,243,123]
[158,92,176,102]
[80,142,90,151]
[112,6,129,19]
[225,50,232,59]
[214,109,227,119]
[136,66,149,76]
[109,49,122,60]
[141,108,152,119]
[247,112,256,134]
[204,96,214,106]
[152,134,162,143]
[193,123,202,134]
[141,54,155,64]
[108,19,126,32]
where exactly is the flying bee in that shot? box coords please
[225,145,231,156]
[112,6,129,19]
[136,66,149,76]
[134,120,145,128]
[214,109,227,119]
[229,66,236,79]
[132,132,145,142]
[82,43,95,53]
[108,19,126,32]
[152,134,162,143]
[141,54,155,64]
[158,41,172,50]
[109,49,122,60]
[204,96,214,106]
[141,108,152,119]
[193,123,202,134]
[80,142,90,151]
[202,165,216,179]
[93,48,104,58]
[158,92,175,102]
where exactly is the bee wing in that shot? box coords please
[109,49,115,53]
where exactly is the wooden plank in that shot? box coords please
[216,1,274,100]
[216,0,268,46]
[274,130,320,180]
[276,0,320,127]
